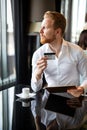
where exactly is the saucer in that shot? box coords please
[16,92,36,99]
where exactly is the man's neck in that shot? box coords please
[49,38,63,57]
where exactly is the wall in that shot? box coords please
[28,0,56,22]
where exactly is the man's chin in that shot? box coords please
[40,40,46,44]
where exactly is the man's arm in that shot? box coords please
[31,55,48,92]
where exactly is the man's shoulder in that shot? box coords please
[66,41,82,51]
[63,40,84,57]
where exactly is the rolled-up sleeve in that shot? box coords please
[31,75,43,92]
[31,51,43,92]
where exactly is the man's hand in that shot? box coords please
[67,86,84,97]
[35,57,48,80]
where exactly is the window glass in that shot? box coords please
[0,91,2,129]
[61,0,87,43]
[0,0,16,88]
[7,0,16,81]
[71,0,87,43]
[8,86,15,130]
[0,0,2,84]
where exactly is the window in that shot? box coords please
[61,0,87,43]
[0,0,16,89]
[71,0,87,43]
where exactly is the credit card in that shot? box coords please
[44,53,55,60]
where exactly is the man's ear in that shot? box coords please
[56,28,62,34]
[56,28,62,36]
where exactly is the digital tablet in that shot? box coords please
[44,86,76,93]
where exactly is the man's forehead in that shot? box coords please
[41,18,54,27]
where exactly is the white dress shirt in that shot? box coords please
[31,39,87,93]
[31,39,87,128]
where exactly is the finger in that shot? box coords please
[67,90,80,97]
[37,62,47,68]
[37,59,47,65]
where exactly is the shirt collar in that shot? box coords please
[46,39,68,53]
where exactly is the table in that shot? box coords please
[31,90,87,130]
[0,86,87,130]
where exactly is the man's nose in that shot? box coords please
[40,27,43,33]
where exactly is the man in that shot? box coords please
[31,11,87,129]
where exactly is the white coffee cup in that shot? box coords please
[22,102,30,107]
[22,88,30,98]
